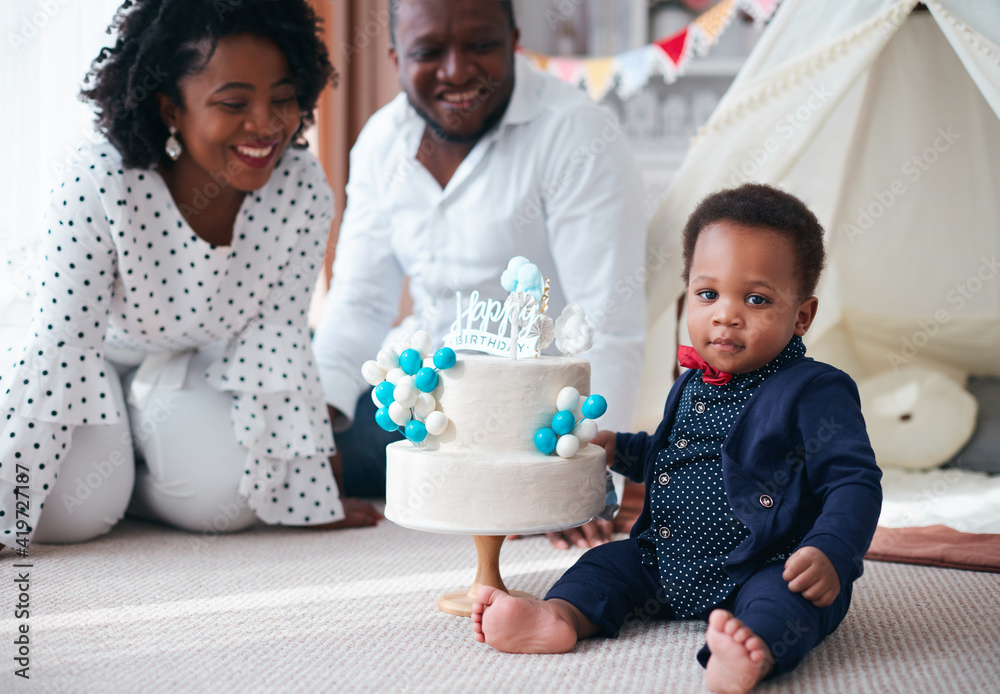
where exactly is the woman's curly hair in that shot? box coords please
[81,0,336,169]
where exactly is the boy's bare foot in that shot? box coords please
[471,586,581,653]
[704,609,774,694]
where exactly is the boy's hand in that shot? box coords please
[783,546,841,608]
[591,429,617,468]
[518,430,619,550]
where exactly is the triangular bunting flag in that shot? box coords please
[615,46,654,100]
[655,26,690,66]
[522,0,783,102]
[548,56,583,85]
[519,47,549,73]
[582,56,616,102]
[693,0,736,44]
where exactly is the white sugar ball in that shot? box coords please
[413,393,437,418]
[556,434,580,459]
[377,349,399,371]
[411,330,433,357]
[394,382,418,408]
[556,386,581,412]
[573,419,598,443]
[423,356,435,369]
[386,367,405,385]
[425,411,448,436]
[388,402,411,427]
[361,360,386,387]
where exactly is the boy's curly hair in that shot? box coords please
[81,0,335,169]
[681,183,826,299]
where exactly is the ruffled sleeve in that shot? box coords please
[0,165,120,540]
[204,153,344,525]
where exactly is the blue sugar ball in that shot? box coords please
[551,410,576,436]
[433,347,457,370]
[582,394,608,420]
[398,348,422,375]
[405,420,428,443]
[414,367,439,393]
[535,428,558,455]
[374,381,396,406]
[375,406,398,433]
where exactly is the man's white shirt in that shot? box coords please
[314,54,647,433]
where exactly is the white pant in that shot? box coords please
[1,299,259,543]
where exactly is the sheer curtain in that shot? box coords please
[311,0,399,281]
[1,0,122,303]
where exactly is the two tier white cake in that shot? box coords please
[384,352,607,535]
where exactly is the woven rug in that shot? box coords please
[3,518,998,693]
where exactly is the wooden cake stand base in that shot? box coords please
[437,535,535,617]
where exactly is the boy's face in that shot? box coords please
[686,221,818,375]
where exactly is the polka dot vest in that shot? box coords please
[0,142,342,538]
[637,336,807,618]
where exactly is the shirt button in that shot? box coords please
[675,439,688,449]
[658,526,672,539]
[759,494,774,508]
[658,472,670,486]
[694,401,706,414]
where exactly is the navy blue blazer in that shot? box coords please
[615,357,883,589]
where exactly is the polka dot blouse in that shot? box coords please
[636,336,807,618]
[0,141,344,538]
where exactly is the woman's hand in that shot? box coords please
[310,498,384,530]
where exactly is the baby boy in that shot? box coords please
[471,184,883,694]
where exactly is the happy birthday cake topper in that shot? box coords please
[443,256,595,359]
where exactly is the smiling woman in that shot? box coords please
[0,0,382,551]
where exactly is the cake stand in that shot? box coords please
[386,515,595,618]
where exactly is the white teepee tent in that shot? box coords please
[638,0,1000,432]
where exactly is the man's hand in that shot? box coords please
[544,518,613,549]
[311,498,384,530]
[783,546,841,608]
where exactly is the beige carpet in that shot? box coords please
[3,517,998,693]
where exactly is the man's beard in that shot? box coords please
[412,76,515,145]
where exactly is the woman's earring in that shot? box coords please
[165,126,183,161]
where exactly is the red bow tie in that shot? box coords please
[678,346,733,385]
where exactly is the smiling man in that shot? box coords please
[314,0,647,549]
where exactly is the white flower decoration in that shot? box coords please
[531,314,556,350]
[554,303,594,356]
